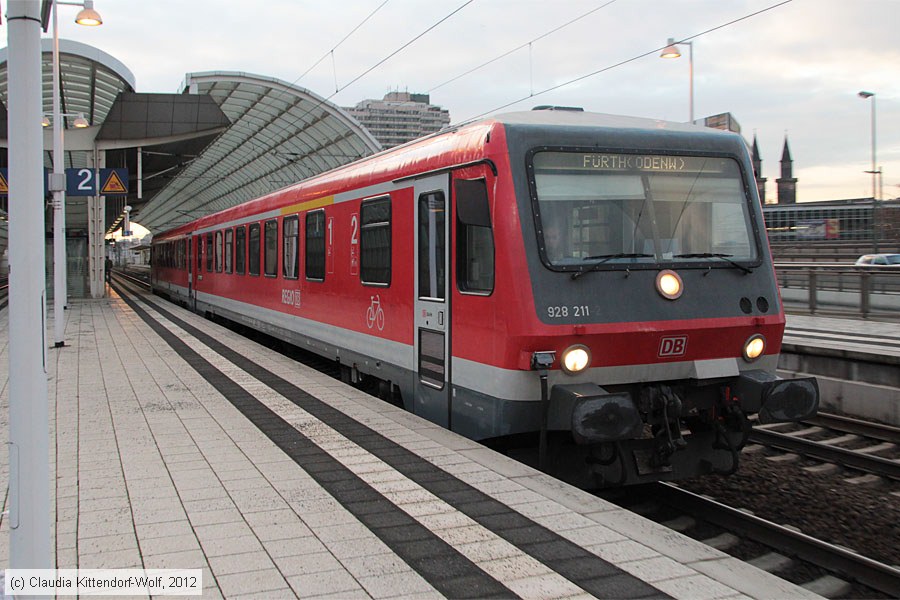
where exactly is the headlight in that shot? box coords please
[743,334,766,362]
[656,270,683,300]
[561,344,591,374]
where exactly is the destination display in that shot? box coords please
[534,152,731,174]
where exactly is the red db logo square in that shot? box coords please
[658,335,688,357]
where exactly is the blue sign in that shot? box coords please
[65,168,128,196]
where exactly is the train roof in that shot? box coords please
[491,109,722,133]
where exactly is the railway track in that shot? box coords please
[750,415,900,482]
[603,482,900,599]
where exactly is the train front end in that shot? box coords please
[502,112,819,487]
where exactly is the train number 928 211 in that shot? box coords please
[546,305,590,318]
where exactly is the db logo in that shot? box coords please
[658,335,688,357]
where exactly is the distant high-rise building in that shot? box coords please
[344,92,450,149]
[776,137,798,204]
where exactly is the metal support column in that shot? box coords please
[6,0,52,570]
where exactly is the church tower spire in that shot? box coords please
[751,134,767,203]
[776,136,797,204]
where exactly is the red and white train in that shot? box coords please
[151,108,818,487]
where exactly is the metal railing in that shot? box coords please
[775,263,900,317]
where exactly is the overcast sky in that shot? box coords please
[7,0,898,203]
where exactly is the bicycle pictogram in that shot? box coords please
[366,294,385,331]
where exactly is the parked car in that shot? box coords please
[855,253,900,266]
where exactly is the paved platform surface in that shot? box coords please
[0,284,820,599]
[785,314,900,360]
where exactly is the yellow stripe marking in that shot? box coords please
[280,195,334,215]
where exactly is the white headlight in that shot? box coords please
[561,345,591,374]
[656,270,683,300]
[743,334,766,362]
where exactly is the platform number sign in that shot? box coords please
[65,168,129,196]
[326,216,335,275]
[349,212,360,276]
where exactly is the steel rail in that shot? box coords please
[808,413,900,445]
[748,427,900,480]
[655,482,900,598]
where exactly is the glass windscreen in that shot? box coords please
[532,152,757,267]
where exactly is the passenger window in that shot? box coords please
[248,223,261,276]
[197,237,203,272]
[455,178,494,294]
[283,216,300,280]
[361,196,391,285]
[264,219,278,277]
[418,191,445,300]
[235,226,246,275]
[206,233,213,272]
[306,210,325,281]
[225,229,233,274]
[215,230,223,272]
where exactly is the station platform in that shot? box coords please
[0,283,821,599]
[782,314,900,426]
[784,314,900,361]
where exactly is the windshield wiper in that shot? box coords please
[673,253,753,274]
[571,253,654,280]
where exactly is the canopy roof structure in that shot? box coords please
[135,72,382,233]
[0,38,135,168]
[0,45,382,235]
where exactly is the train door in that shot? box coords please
[413,174,452,428]
[186,237,193,307]
[190,235,199,311]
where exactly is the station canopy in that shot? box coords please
[0,43,382,235]
[135,72,382,234]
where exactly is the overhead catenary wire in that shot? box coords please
[428,0,621,94]
[293,0,392,88]
[265,0,475,146]
[460,0,793,123]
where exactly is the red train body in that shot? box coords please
[152,109,818,487]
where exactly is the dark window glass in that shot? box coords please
[197,237,203,272]
[418,329,445,389]
[283,216,300,280]
[306,210,325,281]
[206,233,213,272]
[418,191,445,299]
[456,179,494,293]
[215,230,223,272]
[235,226,246,274]
[248,223,261,276]
[361,197,391,285]
[224,229,233,274]
[264,219,278,277]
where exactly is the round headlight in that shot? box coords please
[743,334,766,362]
[561,345,591,374]
[656,270,683,300]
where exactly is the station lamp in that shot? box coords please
[74,0,103,25]
[661,37,694,123]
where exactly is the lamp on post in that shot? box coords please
[858,90,879,251]
[661,37,694,124]
[49,0,102,349]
